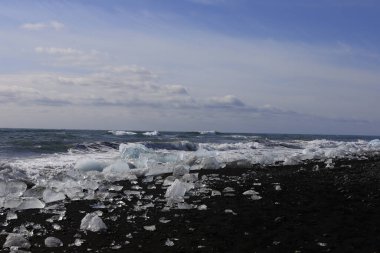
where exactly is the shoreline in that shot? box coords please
[1,157,380,252]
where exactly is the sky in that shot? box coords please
[0,0,380,135]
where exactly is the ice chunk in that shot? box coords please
[23,186,45,199]
[3,233,31,249]
[163,176,176,186]
[368,139,380,149]
[45,237,63,247]
[143,225,156,231]
[3,198,22,209]
[6,211,18,220]
[224,209,237,215]
[6,181,27,198]
[102,160,130,177]
[80,212,107,232]
[43,189,66,203]
[172,165,189,178]
[74,158,107,172]
[211,190,221,196]
[223,187,235,193]
[274,185,282,191]
[74,238,84,246]
[18,197,45,210]
[165,179,194,200]
[242,190,259,195]
[0,181,6,197]
[64,187,84,200]
[198,204,207,211]
[165,239,174,247]
[119,143,148,160]
[199,157,219,170]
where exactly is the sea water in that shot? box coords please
[0,128,379,209]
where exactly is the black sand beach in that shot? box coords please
[1,157,380,252]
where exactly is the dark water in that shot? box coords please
[0,128,378,159]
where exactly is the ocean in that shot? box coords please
[1,128,379,185]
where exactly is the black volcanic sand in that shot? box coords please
[1,157,380,252]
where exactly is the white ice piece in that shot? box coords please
[80,212,107,232]
[43,189,66,203]
[165,238,174,246]
[45,237,63,247]
[6,181,27,198]
[74,158,107,172]
[3,233,31,249]
[18,197,46,210]
[143,225,156,231]
[165,179,194,200]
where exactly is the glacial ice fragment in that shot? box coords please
[165,179,194,200]
[3,233,31,249]
[74,158,107,172]
[80,212,107,232]
[43,189,66,203]
[18,197,45,210]
[45,237,63,247]
[165,239,174,247]
[6,181,27,198]
[143,225,156,231]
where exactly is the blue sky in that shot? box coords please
[0,0,380,134]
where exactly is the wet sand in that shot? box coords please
[1,157,380,252]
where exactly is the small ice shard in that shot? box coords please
[18,197,45,210]
[52,223,62,230]
[242,190,259,196]
[143,225,156,231]
[198,204,207,211]
[6,211,18,220]
[251,194,262,200]
[223,187,235,193]
[6,181,27,198]
[80,212,107,232]
[74,238,84,246]
[274,185,282,191]
[224,209,237,215]
[165,238,174,247]
[45,237,63,247]
[165,179,194,200]
[211,190,221,196]
[317,242,327,247]
[159,217,171,223]
[43,189,66,203]
[108,185,123,192]
[3,233,31,249]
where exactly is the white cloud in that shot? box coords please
[20,21,65,31]
[206,95,245,108]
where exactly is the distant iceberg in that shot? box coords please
[142,131,159,136]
